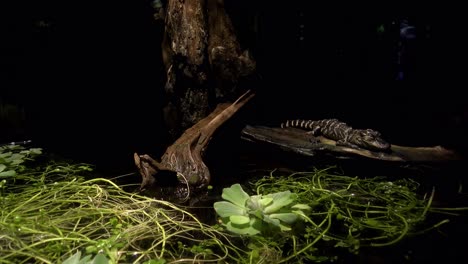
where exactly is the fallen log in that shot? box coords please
[241,125,460,162]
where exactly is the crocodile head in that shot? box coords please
[351,129,391,151]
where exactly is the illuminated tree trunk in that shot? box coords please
[161,0,256,138]
[133,0,256,200]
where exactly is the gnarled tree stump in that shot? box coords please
[134,90,254,202]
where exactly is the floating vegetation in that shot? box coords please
[1,145,467,263]
[0,144,42,178]
[214,183,311,236]
[0,146,244,263]
[247,167,465,262]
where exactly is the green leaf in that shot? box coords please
[221,184,250,207]
[246,195,262,210]
[278,224,292,231]
[0,170,16,177]
[143,259,166,264]
[0,152,12,159]
[291,203,312,211]
[225,218,262,235]
[248,208,264,220]
[0,164,6,172]
[262,215,281,227]
[230,215,250,225]
[263,191,296,214]
[259,197,273,207]
[9,153,25,161]
[10,159,24,166]
[29,148,42,155]
[91,253,109,264]
[363,219,382,227]
[269,213,298,224]
[85,245,98,254]
[214,201,246,218]
[63,252,82,264]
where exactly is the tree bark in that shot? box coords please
[134,0,257,200]
[162,0,210,137]
[206,0,256,101]
[161,0,256,138]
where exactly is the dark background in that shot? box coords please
[1,1,467,172]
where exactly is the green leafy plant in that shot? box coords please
[62,251,109,264]
[0,144,42,178]
[0,156,240,264]
[213,184,311,236]
[3,144,468,264]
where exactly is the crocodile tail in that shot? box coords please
[281,119,317,129]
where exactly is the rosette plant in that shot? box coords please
[213,184,311,236]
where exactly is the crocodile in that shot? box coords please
[281,119,391,151]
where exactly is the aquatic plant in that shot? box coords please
[0,144,42,178]
[0,153,244,263]
[249,167,459,259]
[62,251,109,264]
[213,167,465,263]
[213,183,311,236]
[2,145,467,263]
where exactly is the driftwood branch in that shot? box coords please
[134,90,255,199]
[241,126,460,162]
